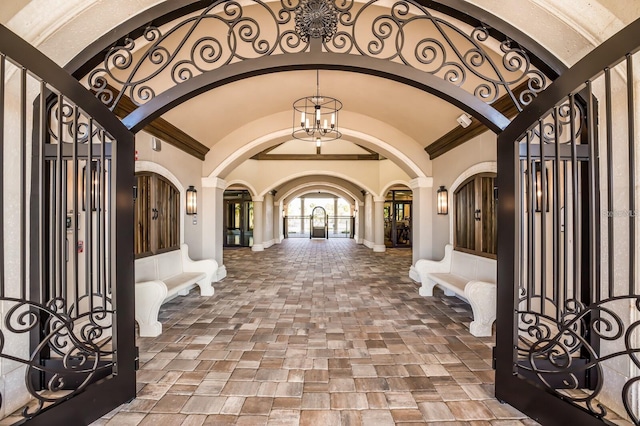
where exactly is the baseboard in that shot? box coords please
[363,240,374,249]
[263,239,274,249]
[251,244,264,252]
[373,244,386,252]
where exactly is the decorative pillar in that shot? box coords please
[300,197,305,234]
[363,192,374,248]
[333,197,339,234]
[264,191,274,248]
[274,200,283,243]
[410,177,434,265]
[373,196,386,252]
[201,177,227,281]
[355,201,365,244]
[252,196,264,251]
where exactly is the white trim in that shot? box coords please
[135,161,186,244]
[380,180,412,197]
[280,184,359,205]
[373,244,386,252]
[373,196,386,203]
[201,177,227,189]
[225,179,258,196]
[363,239,375,249]
[251,244,265,252]
[448,161,497,245]
[209,127,428,180]
[409,177,434,189]
[252,196,264,202]
[262,170,377,198]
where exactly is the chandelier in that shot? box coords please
[292,70,342,146]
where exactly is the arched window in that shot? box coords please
[135,172,180,257]
[454,173,497,258]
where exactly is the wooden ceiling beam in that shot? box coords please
[425,83,528,160]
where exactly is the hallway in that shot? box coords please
[93,239,532,425]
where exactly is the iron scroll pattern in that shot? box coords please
[516,296,640,423]
[87,0,548,113]
[0,296,114,418]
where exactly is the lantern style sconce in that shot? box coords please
[437,186,448,215]
[82,161,100,211]
[186,185,197,224]
[526,161,549,212]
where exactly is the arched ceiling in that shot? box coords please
[161,70,462,151]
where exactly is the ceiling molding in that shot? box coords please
[425,83,527,160]
[99,85,209,160]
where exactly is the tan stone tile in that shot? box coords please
[138,413,187,426]
[120,399,157,413]
[275,382,303,397]
[181,414,207,426]
[301,392,330,409]
[417,401,456,421]
[202,414,237,425]
[340,410,362,426]
[299,410,341,426]
[267,409,300,425]
[354,378,389,392]
[236,415,268,425]
[150,395,189,413]
[180,396,226,415]
[360,410,395,425]
[330,392,368,409]
[105,412,146,425]
[272,397,301,410]
[241,397,273,415]
[385,392,418,409]
[484,400,529,419]
[367,392,389,409]
[138,384,172,400]
[328,378,356,392]
[391,409,425,422]
[446,401,495,420]
[221,381,261,396]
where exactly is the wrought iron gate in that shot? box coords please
[0,25,135,424]
[496,17,640,425]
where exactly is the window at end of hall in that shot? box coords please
[454,173,497,258]
[135,172,180,258]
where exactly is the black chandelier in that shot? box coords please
[292,70,342,146]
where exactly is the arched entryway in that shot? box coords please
[1,1,639,424]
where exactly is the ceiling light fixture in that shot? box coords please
[292,70,342,147]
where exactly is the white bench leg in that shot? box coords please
[135,280,168,338]
[418,278,436,297]
[138,320,163,337]
[196,278,214,296]
[465,280,497,337]
[443,288,456,297]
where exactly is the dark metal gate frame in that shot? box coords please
[496,17,640,425]
[0,25,136,425]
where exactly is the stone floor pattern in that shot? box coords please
[94,239,536,425]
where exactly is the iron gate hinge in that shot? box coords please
[135,346,140,371]
[492,346,497,370]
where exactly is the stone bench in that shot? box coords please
[135,244,217,337]
[413,244,496,337]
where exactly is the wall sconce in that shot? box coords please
[437,186,448,215]
[527,162,549,212]
[82,161,100,211]
[186,185,197,224]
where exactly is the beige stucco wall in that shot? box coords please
[431,131,497,259]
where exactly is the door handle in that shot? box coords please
[474,209,481,221]
[152,208,158,220]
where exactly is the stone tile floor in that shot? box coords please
[94,239,536,425]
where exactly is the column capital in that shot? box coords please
[252,196,264,202]
[202,177,227,189]
[409,177,433,189]
[373,196,386,203]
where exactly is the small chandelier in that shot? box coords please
[292,70,342,145]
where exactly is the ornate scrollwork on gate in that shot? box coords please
[86,0,549,115]
[0,296,114,418]
[517,297,640,423]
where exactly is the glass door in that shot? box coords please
[384,190,412,248]
[224,190,253,247]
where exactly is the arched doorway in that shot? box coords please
[310,206,328,239]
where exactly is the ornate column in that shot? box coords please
[410,177,434,264]
[252,196,264,251]
[373,196,386,252]
[274,200,283,243]
[201,177,227,281]
[355,201,365,244]
[264,191,274,248]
